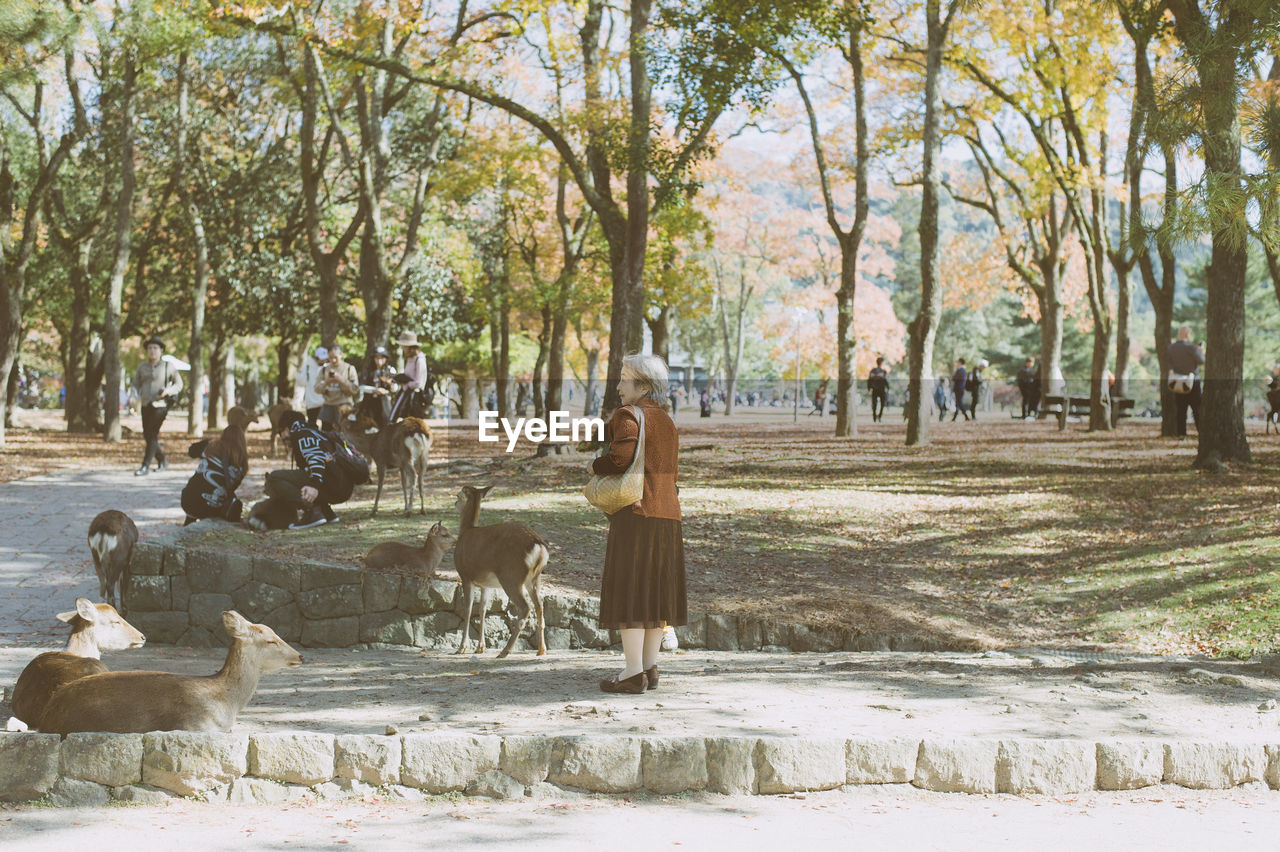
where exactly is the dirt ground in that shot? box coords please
[3,645,1278,740]
[4,407,1280,656]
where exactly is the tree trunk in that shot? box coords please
[1114,266,1132,399]
[65,240,94,431]
[102,53,137,445]
[906,0,948,447]
[647,304,669,363]
[276,338,296,404]
[583,348,600,416]
[533,303,550,422]
[1192,51,1250,466]
[1037,278,1065,402]
[835,234,857,436]
[83,335,104,430]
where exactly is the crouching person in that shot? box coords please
[259,411,352,530]
[181,409,252,525]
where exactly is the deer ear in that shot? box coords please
[478,484,494,495]
[222,611,252,639]
[74,597,97,622]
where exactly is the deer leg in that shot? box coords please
[455,581,474,654]
[476,588,491,654]
[372,464,387,517]
[496,579,531,659]
[400,462,412,515]
[417,460,427,516]
[529,578,546,656]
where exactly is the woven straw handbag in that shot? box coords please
[583,405,646,514]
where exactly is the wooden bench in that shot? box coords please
[1042,395,1134,430]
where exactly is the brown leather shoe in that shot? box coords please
[645,665,658,690]
[599,672,646,694]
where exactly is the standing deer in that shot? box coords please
[87,510,138,613]
[266,401,294,456]
[7,599,146,731]
[453,485,548,658]
[364,521,454,576]
[38,611,302,735]
[342,413,432,515]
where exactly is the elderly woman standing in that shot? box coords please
[592,354,687,694]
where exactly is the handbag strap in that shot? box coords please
[625,404,646,474]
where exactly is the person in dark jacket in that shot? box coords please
[951,359,969,421]
[967,359,987,420]
[181,408,251,525]
[591,354,687,695]
[868,358,889,422]
[1166,326,1204,438]
[262,411,352,529]
[360,345,397,426]
[1016,358,1037,419]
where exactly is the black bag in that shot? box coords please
[322,431,371,485]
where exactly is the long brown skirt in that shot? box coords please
[599,510,687,630]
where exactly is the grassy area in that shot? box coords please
[9,410,1280,656]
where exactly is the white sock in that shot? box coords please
[619,628,644,679]
[642,628,663,671]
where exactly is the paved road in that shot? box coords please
[0,467,188,645]
[1,786,1277,850]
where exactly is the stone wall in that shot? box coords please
[3,731,1278,804]
[125,532,943,652]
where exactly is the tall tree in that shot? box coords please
[1164,0,1280,468]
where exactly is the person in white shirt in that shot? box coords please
[294,346,328,427]
[391,331,429,420]
[131,336,184,476]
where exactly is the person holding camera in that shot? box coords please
[390,331,430,420]
[359,345,397,426]
[131,336,183,476]
[1166,326,1204,438]
[313,343,358,431]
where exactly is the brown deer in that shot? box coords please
[7,599,146,732]
[342,413,432,516]
[87,510,138,614]
[453,485,548,658]
[265,401,294,456]
[38,611,302,735]
[364,521,454,577]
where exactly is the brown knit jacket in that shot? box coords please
[590,398,681,520]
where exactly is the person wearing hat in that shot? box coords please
[391,331,429,420]
[360,345,397,426]
[294,345,329,428]
[131,336,184,475]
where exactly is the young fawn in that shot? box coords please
[342,413,432,515]
[38,611,302,735]
[7,599,146,732]
[364,521,454,577]
[87,510,138,614]
[453,485,548,658]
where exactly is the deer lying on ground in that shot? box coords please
[87,510,138,614]
[342,413,432,516]
[364,521,454,577]
[6,599,146,732]
[38,611,302,735]
[453,485,548,658]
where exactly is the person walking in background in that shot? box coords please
[1166,326,1204,438]
[699,387,712,418]
[967,359,987,420]
[181,407,252,525]
[1016,357,1037,419]
[314,344,358,431]
[868,357,889,423]
[591,354,687,694]
[295,346,327,427]
[131,336,183,476]
[951,359,969,421]
[933,376,950,422]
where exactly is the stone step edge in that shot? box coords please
[2,732,1278,804]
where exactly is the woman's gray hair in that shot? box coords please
[622,353,669,403]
